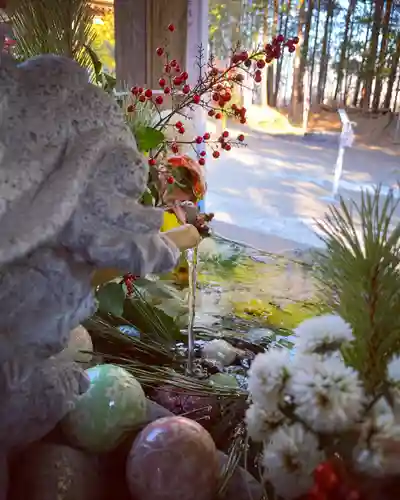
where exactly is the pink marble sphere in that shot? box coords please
[126,416,219,500]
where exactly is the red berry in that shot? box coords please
[238,134,245,141]
[182,84,190,94]
[193,94,201,104]
[138,87,144,93]
[178,126,185,134]
[168,23,175,32]
[164,86,171,94]
[212,93,220,102]
[127,104,135,112]
[164,64,171,73]
[215,113,222,119]
[213,151,220,159]
[198,158,206,166]
[171,143,179,153]
[293,36,300,44]
[307,486,326,500]
[195,136,203,144]
[139,95,146,102]
[222,130,229,138]
[173,76,182,86]
[274,46,282,58]
[240,118,246,124]
[265,43,273,53]
[203,132,210,140]
[175,121,183,129]
[277,34,285,43]
[170,59,177,67]
[174,65,181,73]
[180,71,188,80]
[232,103,238,110]
[314,463,338,491]
[167,175,174,184]
[240,51,249,61]
[224,144,232,151]
[159,78,166,87]
[200,150,206,157]
[289,45,296,53]
[219,99,226,108]
[144,89,153,98]
[254,74,262,83]
[244,59,252,68]
[208,109,215,117]
[210,67,219,76]
[131,86,139,95]
[223,93,232,102]
[148,158,156,166]
[257,59,266,69]
[155,95,164,105]
[156,47,164,56]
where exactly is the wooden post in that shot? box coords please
[114,0,147,88]
[114,0,187,89]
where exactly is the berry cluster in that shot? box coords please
[126,23,296,185]
[123,273,139,296]
[304,461,361,500]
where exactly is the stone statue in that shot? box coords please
[0,53,180,452]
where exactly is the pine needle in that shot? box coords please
[314,186,400,393]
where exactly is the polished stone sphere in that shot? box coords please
[62,364,148,453]
[126,416,219,500]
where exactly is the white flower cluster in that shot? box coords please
[246,314,367,499]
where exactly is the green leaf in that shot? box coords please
[135,126,165,152]
[140,188,155,206]
[84,44,103,82]
[97,282,125,317]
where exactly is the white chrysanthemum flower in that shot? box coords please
[262,423,325,499]
[248,349,291,407]
[355,397,400,476]
[288,355,365,432]
[387,355,400,383]
[245,402,285,442]
[294,314,353,355]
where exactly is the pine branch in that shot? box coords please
[5,0,96,74]
[314,186,400,393]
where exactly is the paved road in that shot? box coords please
[206,125,400,252]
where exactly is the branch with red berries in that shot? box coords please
[124,23,298,206]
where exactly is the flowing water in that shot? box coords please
[185,246,199,374]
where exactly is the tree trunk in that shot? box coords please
[334,0,356,102]
[353,6,372,107]
[316,0,334,104]
[363,0,384,110]
[384,32,400,109]
[309,0,320,105]
[267,0,279,106]
[291,0,306,120]
[394,73,400,111]
[261,0,270,107]
[298,0,313,104]
[323,10,334,97]
[274,0,292,105]
[373,0,393,110]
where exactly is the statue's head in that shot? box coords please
[0,54,178,273]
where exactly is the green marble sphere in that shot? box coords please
[62,364,148,453]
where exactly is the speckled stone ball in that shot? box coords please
[126,416,219,500]
[61,364,148,453]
